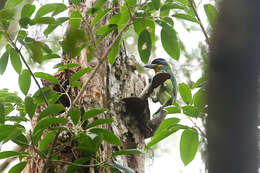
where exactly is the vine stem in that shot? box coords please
[72,14,135,105]
[6,34,49,106]
[188,0,210,45]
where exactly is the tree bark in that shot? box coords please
[207,0,260,173]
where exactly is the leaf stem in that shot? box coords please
[188,0,210,45]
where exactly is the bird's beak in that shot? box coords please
[144,64,157,69]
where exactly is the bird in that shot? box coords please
[144,58,177,114]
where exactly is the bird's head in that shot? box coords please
[144,58,168,73]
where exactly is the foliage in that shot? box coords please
[0,0,217,172]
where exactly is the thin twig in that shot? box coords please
[41,131,59,173]
[6,34,49,106]
[73,14,135,105]
[188,0,210,44]
[188,117,207,139]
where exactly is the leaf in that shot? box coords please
[33,117,68,143]
[38,104,65,121]
[70,10,82,30]
[180,129,199,165]
[44,17,69,36]
[85,118,113,129]
[182,105,199,117]
[71,68,92,82]
[90,128,122,146]
[172,13,199,23]
[39,130,56,152]
[32,86,61,106]
[19,69,31,95]
[25,97,36,119]
[112,149,144,157]
[17,30,27,42]
[21,4,36,18]
[12,134,29,149]
[68,107,81,125]
[9,48,22,74]
[34,72,59,85]
[0,151,20,159]
[70,0,81,6]
[147,124,184,148]
[193,89,206,108]
[93,0,107,8]
[66,158,90,173]
[0,51,9,75]
[82,108,107,122]
[75,133,102,154]
[4,0,22,8]
[192,75,206,89]
[108,38,121,64]
[57,63,80,71]
[179,83,192,104]
[133,16,155,44]
[152,0,160,10]
[153,118,180,137]
[33,17,56,24]
[91,8,111,27]
[0,102,4,124]
[161,24,180,60]
[138,29,152,64]
[35,3,67,19]
[8,161,27,173]
[165,106,181,114]
[204,4,217,28]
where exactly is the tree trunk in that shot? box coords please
[25,1,149,173]
[207,0,260,173]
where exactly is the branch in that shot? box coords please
[50,159,105,168]
[188,0,210,45]
[73,14,135,105]
[6,34,49,106]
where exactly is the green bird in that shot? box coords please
[144,58,177,114]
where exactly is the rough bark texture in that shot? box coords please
[207,0,260,173]
[25,1,150,173]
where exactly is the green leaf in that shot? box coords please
[71,68,92,82]
[4,0,22,8]
[32,86,60,106]
[33,17,56,24]
[34,72,59,85]
[0,151,20,159]
[9,48,22,74]
[112,149,144,157]
[0,51,9,75]
[179,83,192,104]
[85,118,113,129]
[0,102,4,124]
[70,10,82,30]
[152,0,160,10]
[182,105,199,117]
[9,161,27,173]
[17,30,27,42]
[153,118,180,137]
[0,125,22,143]
[133,16,155,44]
[82,108,107,122]
[21,4,36,18]
[38,104,65,121]
[19,69,31,95]
[90,128,122,146]
[193,89,206,108]
[35,3,67,19]
[161,24,180,60]
[92,8,111,27]
[25,97,36,119]
[138,30,152,64]
[165,106,181,114]
[93,0,107,8]
[57,63,80,71]
[33,117,68,143]
[12,134,29,149]
[68,107,81,125]
[108,38,121,64]
[160,3,185,17]
[172,13,199,23]
[39,130,56,152]
[75,133,102,154]
[180,129,199,165]
[192,75,206,89]
[204,4,217,28]
[70,0,80,6]
[44,17,69,36]
[66,158,90,173]
[147,124,184,148]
